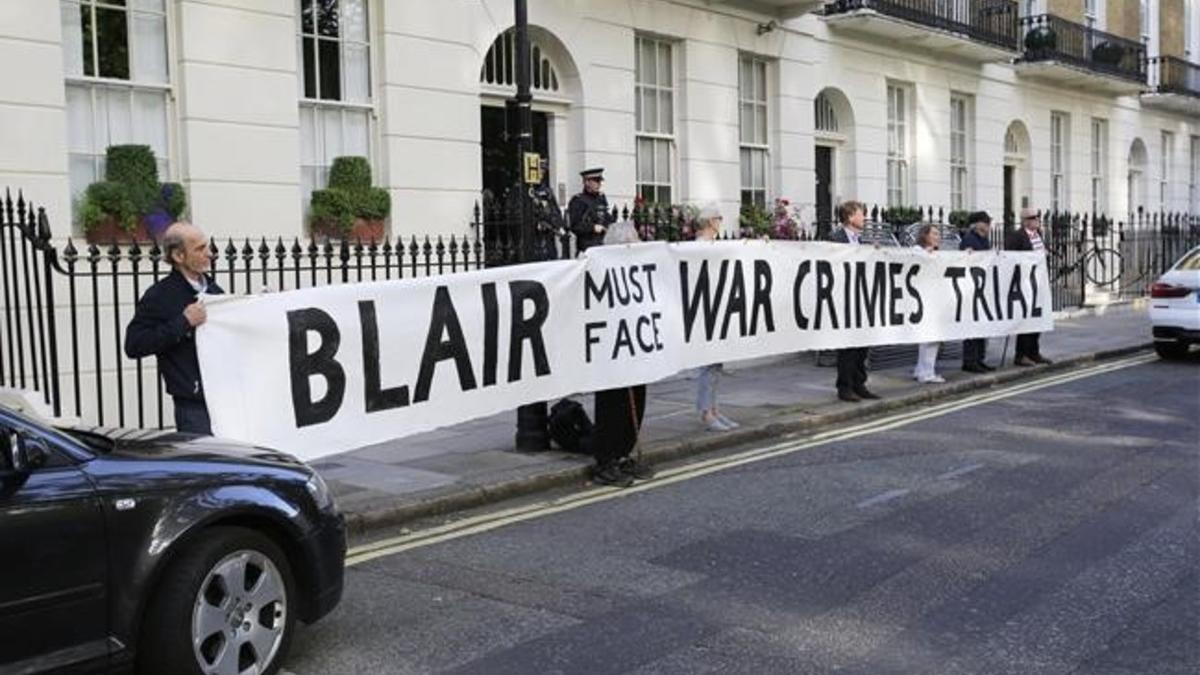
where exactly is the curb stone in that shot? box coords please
[342,342,1154,535]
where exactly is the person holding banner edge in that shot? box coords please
[1007,208,1054,366]
[829,201,881,403]
[124,221,224,434]
[959,212,996,374]
[911,224,945,384]
[694,205,740,431]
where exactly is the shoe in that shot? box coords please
[1014,355,1036,367]
[716,413,740,429]
[838,389,861,403]
[705,416,733,431]
[619,457,656,480]
[918,374,946,384]
[1032,355,1053,365]
[978,362,996,372]
[962,363,986,374]
[854,388,881,400]
[592,462,634,487]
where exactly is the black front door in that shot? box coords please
[480,106,550,208]
[0,423,107,671]
[815,145,833,237]
[1003,165,1015,227]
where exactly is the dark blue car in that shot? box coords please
[0,403,344,675]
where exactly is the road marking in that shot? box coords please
[937,462,987,481]
[856,489,911,509]
[346,353,1156,567]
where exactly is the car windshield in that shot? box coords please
[1173,247,1200,271]
[0,404,103,458]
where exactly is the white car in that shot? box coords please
[1150,245,1200,360]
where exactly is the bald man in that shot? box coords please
[125,222,224,434]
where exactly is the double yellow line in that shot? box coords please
[346,352,1156,567]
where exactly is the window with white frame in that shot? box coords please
[1160,130,1174,208]
[739,55,769,209]
[636,35,674,204]
[1083,0,1104,30]
[1090,118,1107,215]
[886,82,911,207]
[298,0,373,199]
[62,0,172,201]
[1191,136,1199,213]
[1050,112,1069,212]
[950,94,972,211]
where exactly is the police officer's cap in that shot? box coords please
[580,168,605,181]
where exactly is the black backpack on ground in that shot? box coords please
[548,398,593,453]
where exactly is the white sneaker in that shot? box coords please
[919,374,946,384]
[716,413,740,429]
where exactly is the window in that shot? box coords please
[62,0,171,201]
[635,36,675,204]
[1090,118,1107,215]
[298,0,373,198]
[814,92,839,134]
[886,83,911,207]
[739,55,769,209]
[1083,0,1104,30]
[1191,136,1199,213]
[950,95,972,211]
[1160,130,1174,208]
[1050,112,1069,212]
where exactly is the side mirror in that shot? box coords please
[0,431,47,477]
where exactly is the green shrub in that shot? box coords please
[357,187,391,220]
[161,182,187,219]
[739,202,771,238]
[883,205,923,226]
[328,156,372,191]
[106,145,159,215]
[310,189,355,232]
[82,181,137,231]
[948,210,971,227]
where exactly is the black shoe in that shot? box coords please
[592,462,634,488]
[1032,355,1053,365]
[838,389,861,403]
[854,388,881,400]
[978,362,996,372]
[962,363,986,374]
[619,457,656,480]
[1014,355,1036,367]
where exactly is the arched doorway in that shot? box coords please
[1003,121,1032,227]
[813,88,856,234]
[478,27,580,216]
[1128,138,1148,219]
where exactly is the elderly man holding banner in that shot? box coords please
[829,200,881,403]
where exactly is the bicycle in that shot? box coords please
[1048,238,1123,288]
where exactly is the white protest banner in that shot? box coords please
[197,240,1052,459]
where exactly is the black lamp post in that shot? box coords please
[511,0,549,451]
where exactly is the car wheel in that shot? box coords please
[1154,341,1190,360]
[139,526,296,675]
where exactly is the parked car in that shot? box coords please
[0,399,345,675]
[1149,245,1200,359]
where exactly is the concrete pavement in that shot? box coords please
[315,301,1156,534]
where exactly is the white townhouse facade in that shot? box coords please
[0,0,1198,241]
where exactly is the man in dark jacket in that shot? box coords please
[567,167,615,254]
[125,221,224,434]
[1006,208,1053,366]
[829,200,880,403]
[959,211,995,373]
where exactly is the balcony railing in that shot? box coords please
[824,0,1021,51]
[1019,14,1145,83]
[1147,56,1200,98]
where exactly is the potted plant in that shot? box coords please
[1091,41,1125,67]
[78,145,186,243]
[739,202,772,239]
[309,156,391,243]
[1024,23,1056,52]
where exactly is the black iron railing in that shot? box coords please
[824,0,1021,51]
[1147,56,1200,98]
[1019,14,1146,82]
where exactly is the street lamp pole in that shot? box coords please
[511,0,549,451]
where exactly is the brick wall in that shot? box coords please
[1160,0,1186,57]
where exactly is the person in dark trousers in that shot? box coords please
[124,221,224,434]
[1007,208,1054,366]
[586,220,655,488]
[829,200,880,403]
[567,167,615,254]
[959,211,996,374]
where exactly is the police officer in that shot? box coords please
[529,159,565,261]
[568,167,616,253]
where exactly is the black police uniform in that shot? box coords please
[568,190,615,254]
